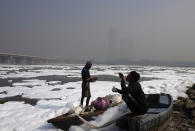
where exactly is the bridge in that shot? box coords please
[0,53,61,65]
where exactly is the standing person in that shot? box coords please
[112,71,148,115]
[81,61,97,107]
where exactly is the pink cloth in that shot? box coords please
[91,97,111,110]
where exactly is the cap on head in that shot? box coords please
[85,61,92,69]
[129,71,140,82]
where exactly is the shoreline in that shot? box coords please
[165,84,195,130]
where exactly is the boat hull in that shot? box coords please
[116,94,173,131]
[47,102,121,130]
[47,110,104,130]
[47,94,173,131]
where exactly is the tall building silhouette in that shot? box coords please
[107,28,119,62]
[119,38,134,61]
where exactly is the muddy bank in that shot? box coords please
[165,84,195,130]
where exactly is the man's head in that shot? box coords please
[126,71,140,82]
[85,61,92,69]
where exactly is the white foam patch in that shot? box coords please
[12,79,47,87]
[0,64,195,131]
[47,81,61,85]
[0,101,66,131]
[0,64,76,79]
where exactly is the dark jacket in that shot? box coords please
[81,67,91,97]
[117,80,148,114]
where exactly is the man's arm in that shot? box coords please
[121,79,126,90]
[116,88,127,94]
[86,77,98,82]
[119,73,127,90]
[114,83,141,95]
[112,86,127,94]
[82,69,97,82]
[122,83,141,94]
[82,69,90,82]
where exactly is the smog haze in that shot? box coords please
[1,0,195,63]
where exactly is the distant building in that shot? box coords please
[119,38,134,61]
[107,28,119,61]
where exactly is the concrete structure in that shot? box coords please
[0,53,60,65]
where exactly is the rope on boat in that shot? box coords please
[76,112,131,129]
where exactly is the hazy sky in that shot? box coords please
[1,0,195,62]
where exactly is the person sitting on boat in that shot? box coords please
[112,71,148,115]
[81,61,98,107]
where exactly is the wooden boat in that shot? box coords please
[47,95,122,130]
[47,94,173,131]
